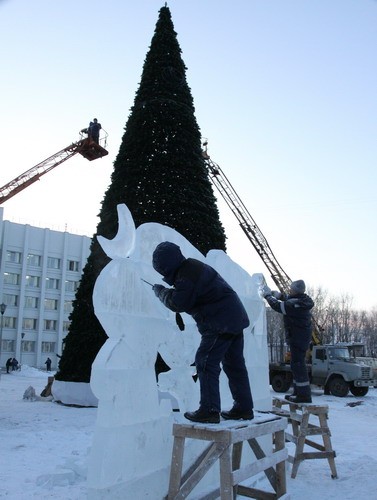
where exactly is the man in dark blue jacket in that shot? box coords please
[152,241,254,423]
[262,280,314,403]
[88,118,101,144]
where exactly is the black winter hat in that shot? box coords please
[290,280,306,295]
[152,241,185,285]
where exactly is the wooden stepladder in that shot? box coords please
[166,416,290,500]
[272,398,338,479]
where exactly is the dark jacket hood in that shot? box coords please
[152,241,186,285]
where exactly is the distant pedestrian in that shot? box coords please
[6,358,12,373]
[45,357,52,371]
[11,358,19,371]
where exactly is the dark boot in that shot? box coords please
[221,408,254,420]
[184,409,220,424]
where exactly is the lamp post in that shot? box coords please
[0,302,7,365]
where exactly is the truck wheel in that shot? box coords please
[349,385,368,397]
[329,377,349,397]
[271,374,291,393]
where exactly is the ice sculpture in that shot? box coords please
[87,204,270,499]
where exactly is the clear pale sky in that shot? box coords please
[0,0,376,310]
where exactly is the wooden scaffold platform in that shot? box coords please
[272,398,338,479]
[166,414,290,500]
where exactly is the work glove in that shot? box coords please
[153,284,166,299]
[153,284,172,308]
[261,284,272,298]
[271,290,283,300]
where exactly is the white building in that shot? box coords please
[0,208,91,371]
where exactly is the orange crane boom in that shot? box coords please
[0,136,108,205]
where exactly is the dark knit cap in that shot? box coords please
[290,280,306,295]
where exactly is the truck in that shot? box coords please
[269,344,377,397]
[345,342,377,384]
[202,145,376,397]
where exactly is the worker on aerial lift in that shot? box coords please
[88,118,102,144]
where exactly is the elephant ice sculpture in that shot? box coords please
[87,204,270,499]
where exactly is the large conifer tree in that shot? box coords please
[56,5,226,383]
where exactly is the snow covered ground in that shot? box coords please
[1,366,376,499]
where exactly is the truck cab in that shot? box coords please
[310,345,376,396]
[269,344,377,397]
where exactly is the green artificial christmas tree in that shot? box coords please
[55,5,226,383]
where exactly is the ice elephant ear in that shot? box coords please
[97,204,136,259]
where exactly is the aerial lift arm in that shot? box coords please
[203,144,323,344]
[0,134,108,205]
[203,149,291,294]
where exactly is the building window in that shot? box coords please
[25,296,39,308]
[47,257,61,270]
[6,251,22,263]
[45,278,60,290]
[1,339,15,352]
[64,300,73,314]
[27,253,42,267]
[22,340,36,353]
[67,260,79,272]
[26,275,40,288]
[44,319,57,331]
[22,318,37,330]
[4,316,16,328]
[3,294,18,307]
[4,272,20,285]
[42,341,56,353]
[44,298,58,310]
[65,280,78,292]
[63,321,70,331]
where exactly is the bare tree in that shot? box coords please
[266,308,284,362]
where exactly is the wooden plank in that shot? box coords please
[176,443,227,499]
[232,442,243,498]
[274,429,288,497]
[180,442,214,485]
[302,406,329,415]
[247,438,277,489]
[172,423,230,442]
[300,437,326,451]
[298,427,330,436]
[232,448,288,485]
[318,413,338,478]
[167,436,185,499]
[291,412,309,478]
[227,420,287,444]
[296,451,336,460]
[236,484,277,499]
[173,418,286,445]
[219,445,234,500]
[232,441,243,470]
